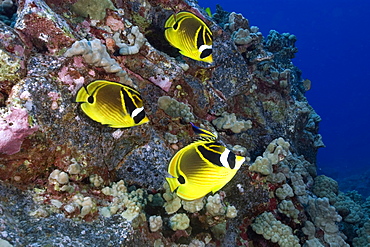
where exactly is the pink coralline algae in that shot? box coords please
[58,66,85,93]
[0,108,38,155]
[149,75,172,92]
[106,16,125,32]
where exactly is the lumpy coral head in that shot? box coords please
[0,108,38,155]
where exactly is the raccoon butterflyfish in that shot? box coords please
[166,123,245,200]
[164,11,213,63]
[75,80,149,128]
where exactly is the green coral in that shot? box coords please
[262,101,287,122]
[131,12,151,30]
[0,49,21,81]
[157,96,195,122]
[71,0,115,20]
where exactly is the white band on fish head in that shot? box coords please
[131,107,144,118]
[220,149,231,168]
[199,44,212,53]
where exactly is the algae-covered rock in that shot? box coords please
[71,0,115,20]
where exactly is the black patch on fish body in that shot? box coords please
[227,152,236,169]
[87,95,94,103]
[173,14,188,31]
[173,21,179,30]
[178,175,185,184]
[198,143,223,167]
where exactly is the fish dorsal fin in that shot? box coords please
[190,122,217,141]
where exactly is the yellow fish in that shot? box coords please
[164,11,213,63]
[166,123,245,200]
[75,80,149,128]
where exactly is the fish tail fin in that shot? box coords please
[166,177,181,192]
[75,85,89,103]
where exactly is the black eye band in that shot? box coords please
[200,48,212,59]
[227,152,236,169]
[133,110,146,124]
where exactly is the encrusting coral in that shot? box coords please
[0,49,21,82]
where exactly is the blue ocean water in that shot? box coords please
[198,0,370,196]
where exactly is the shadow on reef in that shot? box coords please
[1,0,365,246]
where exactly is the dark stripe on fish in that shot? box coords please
[200,48,212,59]
[227,152,236,169]
[121,88,136,115]
[198,144,223,167]
[133,109,146,124]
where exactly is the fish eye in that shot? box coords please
[178,175,185,184]
[87,95,94,104]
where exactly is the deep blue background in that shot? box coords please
[198,0,370,192]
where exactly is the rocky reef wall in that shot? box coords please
[0,0,357,246]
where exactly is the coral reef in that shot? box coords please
[313,175,339,204]
[212,112,252,134]
[64,38,129,83]
[251,211,300,246]
[353,219,370,247]
[249,137,290,175]
[306,197,349,246]
[115,26,147,55]
[0,0,356,246]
